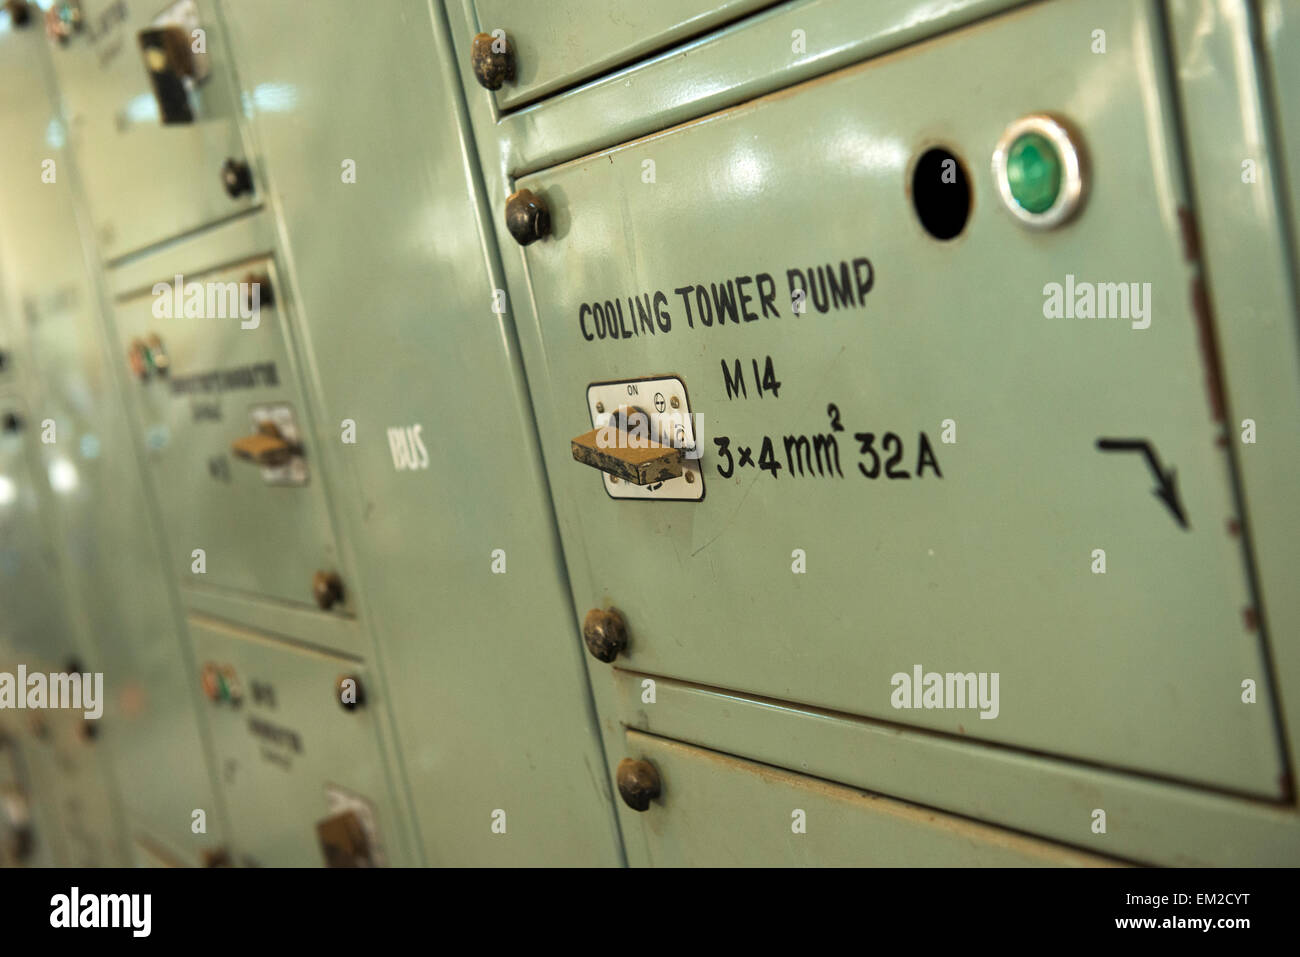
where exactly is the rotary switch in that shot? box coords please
[230,421,295,467]
[138,25,197,123]
[571,406,684,485]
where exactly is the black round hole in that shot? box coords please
[912,147,971,241]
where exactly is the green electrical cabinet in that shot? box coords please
[451,0,1300,863]
[0,6,228,866]
[1,0,1296,868]
[493,0,1283,793]
[111,255,348,613]
[189,616,403,867]
[217,0,624,865]
[0,394,121,867]
[100,209,414,864]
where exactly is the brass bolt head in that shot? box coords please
[582,608,627,663]
[616,758,661,812]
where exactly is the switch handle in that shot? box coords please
[571,411,684,486]
[231,422,295,467]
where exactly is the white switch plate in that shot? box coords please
[585,375,704,501]
[249,403,308,485]
[323,783,386,867]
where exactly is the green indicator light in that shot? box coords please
[216,672,230,702]
[1005,132,1062,215]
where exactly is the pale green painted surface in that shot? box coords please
[0,19,223,866]
[0,401,63,668]
[504,0,1284,796]
[0,399,124,866]
[1167,0,1300,794]
[620,730,1115,866]
[216,0,624,866]
[188,615,408,867]
[0,0,1295,867]
[112,256,348,613]
[451,0,1031,176]
[471,0,774,109]
[613,672,1300,865]
[41,0,255,261]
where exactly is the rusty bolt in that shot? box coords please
[504,188,550,246]
[221,158,253,199]
[335,673,365,711]
[616,758,661,812]
[7,825,34,862]
[582,608,627,663]
[201,847,232,867]
[6,2,31,28]
[243,272,273,310]
[312,570,344,611]
[471,31,514,90]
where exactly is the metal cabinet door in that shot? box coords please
[112,257,346,612]
[509,0,1286,796]
[42,0,254,259]
[220,0,624,866]
[0,400,65,660]
[190,616,405,867]
[465,0,773,109]
[618,731,1114,866]
[0,400,123,866]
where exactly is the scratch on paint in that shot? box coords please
[691,473,759,557]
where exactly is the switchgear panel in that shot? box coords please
[189,616,403,867]
[0,0,1298,879]
[0,3,225,868]
[112,253,347,613]
[0,402,122,868]
[501,0,1283,797]
[218,0,625,866]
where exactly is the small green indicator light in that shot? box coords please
[216,672,230,702]
[1005,132,1062,214]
